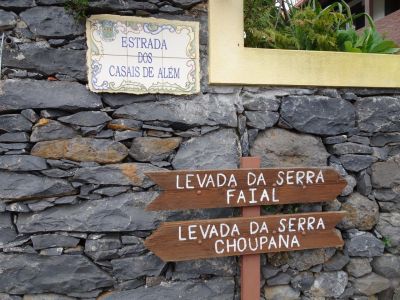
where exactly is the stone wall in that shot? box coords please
[0,1,399,299]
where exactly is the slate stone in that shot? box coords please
[348,135,370,145]
[0,254,113,295]
[375,213,400,254]
[40,167,76,178]
[174,258,237,277]
[372,254,400,278]
[339,193,379,230]
[114,130,142,141]
[372,146,389,160]
[0,143,29,150]
[323,252,350,271]
[280,96,355,135]
[58,111,112,127]
[356,170,372,196]
[241,90,282,111]
[323,135,347,144]
[345,258,372,277]
[245,111,279,129]
[20,6,85,38]
[85,235,122,261]
[264,285,300,300]
[341,175,356,196]
[167,0,203,8]
[288,249,334,271]
[1,236,31,249]
[0,155,47,171]
[113,94,238,129]
[0,0,35,9]
[39,247,63,256]
[377,200,400,213]
[0,10,17,30]
[21,294,75,300]
[250,128,329,167]
[3,46,86,81]
[0,80,102,113]
[96,129,114,139]
[108,119,143,131]
[328,142,373,155]
[85,249,118,261]
[17,192,163,233]
[102,94,156,108]
[88,0,158,12]
[111,253,166,280]
[356,97,400,133]
[0,132,29,143]
[80,124,105,136]
[53,195,78,205]
[101,277,235,300]
[36,0,67,4]
[344,88,400,96]
[172,129,240,170]
[27,200,55,212]
[159,4,184,14]
[117,244,146,258]
[0,172,76,201]
[0,114,32,133]
[129,137,182,162]
[267,273,291,286]
[352,273,391,296]
[345,232,384,257]
[21,109,39,123]
[86,235,119,252]
[31,234,80,250]
[93,186,129,197]
[73,163,162,187]
[31,137,128,163]
[40,110,69,119]
[0,213,17,247]
[371,155,400,188]
[121,235,142,245]
[339,154,377,172]
[371,133,400,146]
[239,130,249,157]
[6,202,30,213]
[290,271,314,292]
[374,188,399,201]
[30,119,78,142]
[262,262,280,279]
[309,271,348,298]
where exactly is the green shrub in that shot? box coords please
[65,0,89,22]
[244,0,399,54]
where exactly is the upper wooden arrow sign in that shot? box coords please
[146,167,346,211]
[145,211,346,261]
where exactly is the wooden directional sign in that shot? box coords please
[146,167,346,211]
[145,211,346,261]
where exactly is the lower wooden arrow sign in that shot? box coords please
[145,211,346,261]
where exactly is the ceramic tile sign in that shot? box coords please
[86,15,200,95]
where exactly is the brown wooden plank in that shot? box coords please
[146,167,346,210]
[145,211,346,261]
[240,157,261,300]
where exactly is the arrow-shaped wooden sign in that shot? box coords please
[146,167,346,211]
[145,211,345,261]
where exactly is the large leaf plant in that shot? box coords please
[244,0,399,54]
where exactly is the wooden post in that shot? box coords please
[240,157,261,300]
